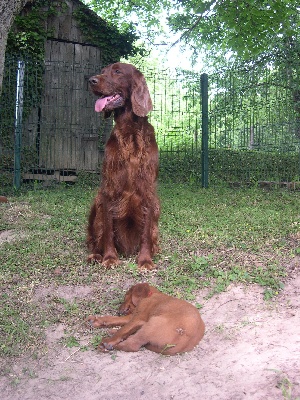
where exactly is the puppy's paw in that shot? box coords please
[107,328,119,336]
[86,315,105,328]
[98,340,114,352]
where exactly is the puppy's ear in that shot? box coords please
[131,283,151,306]
[131,70,153,117]
[118,287,135,315]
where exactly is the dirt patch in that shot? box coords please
[0,202,33,245]
[34,285,93,303]
[1,275,299,400]
[0,230,16,244]
[0,229,27,246]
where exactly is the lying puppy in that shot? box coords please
[87,283,205,355]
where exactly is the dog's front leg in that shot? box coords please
[101,197,119,268]
[137,208,156,270]
[87,314,131,328]
[98,319,145,351]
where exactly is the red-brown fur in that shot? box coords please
[87,283,205,355]
[87,63,160,270]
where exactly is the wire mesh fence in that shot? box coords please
[0,56,110,188]
[1,56,300,188]
[145,67,202,154]
[208,63,300,186]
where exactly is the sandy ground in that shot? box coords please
[1,273,299,400]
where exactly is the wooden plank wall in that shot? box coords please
[38,41,110,172]
[23,0,112,173]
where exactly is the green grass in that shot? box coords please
[0,182,300,357]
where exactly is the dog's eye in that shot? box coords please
[114,69,122,74]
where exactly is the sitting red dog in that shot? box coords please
[87,283,205,355]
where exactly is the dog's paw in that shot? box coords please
[102,257,120,268]
[98,341,114,352]
[86,315,105,328]
[138,260,156,271]
[87,253,102,264]
[86,315,97,327]
[107,328,119,336]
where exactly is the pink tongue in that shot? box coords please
[95,96,113,112]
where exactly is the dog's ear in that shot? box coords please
[131,283,151,306]
[131,70,153,117]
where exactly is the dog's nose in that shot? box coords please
[89,76,98,86]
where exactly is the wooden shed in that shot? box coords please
[12,0,133,182]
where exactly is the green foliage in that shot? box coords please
[6,0,142,63]
[90,335,103,349]
[84,0,170,42]
[73,4,144,64]
[6,0,54,59]
[168,0,300,63]
[209,149,300,184]
[159,152,201,183]
[85,0,300,66]
[158,148,300,185]
[63,335,81,348]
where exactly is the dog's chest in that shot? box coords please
[115,132,148,175]
[118,131,146,158]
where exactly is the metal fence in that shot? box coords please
[1,56,300,188]
[207,64,300,186]
[209,66,300,151]
[145,67,202,153]
[0,56,110,188]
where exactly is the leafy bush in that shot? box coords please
[158,148,300,185]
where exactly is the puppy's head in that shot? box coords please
[118,283,157,315]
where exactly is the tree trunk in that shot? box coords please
[0,0,31,95]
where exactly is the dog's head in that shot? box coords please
[89,62,153,118]
[118,283,158,315]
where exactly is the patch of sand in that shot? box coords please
[1,276,299,400]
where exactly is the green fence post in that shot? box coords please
[14,60,25,190]
[201,73,209,188]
